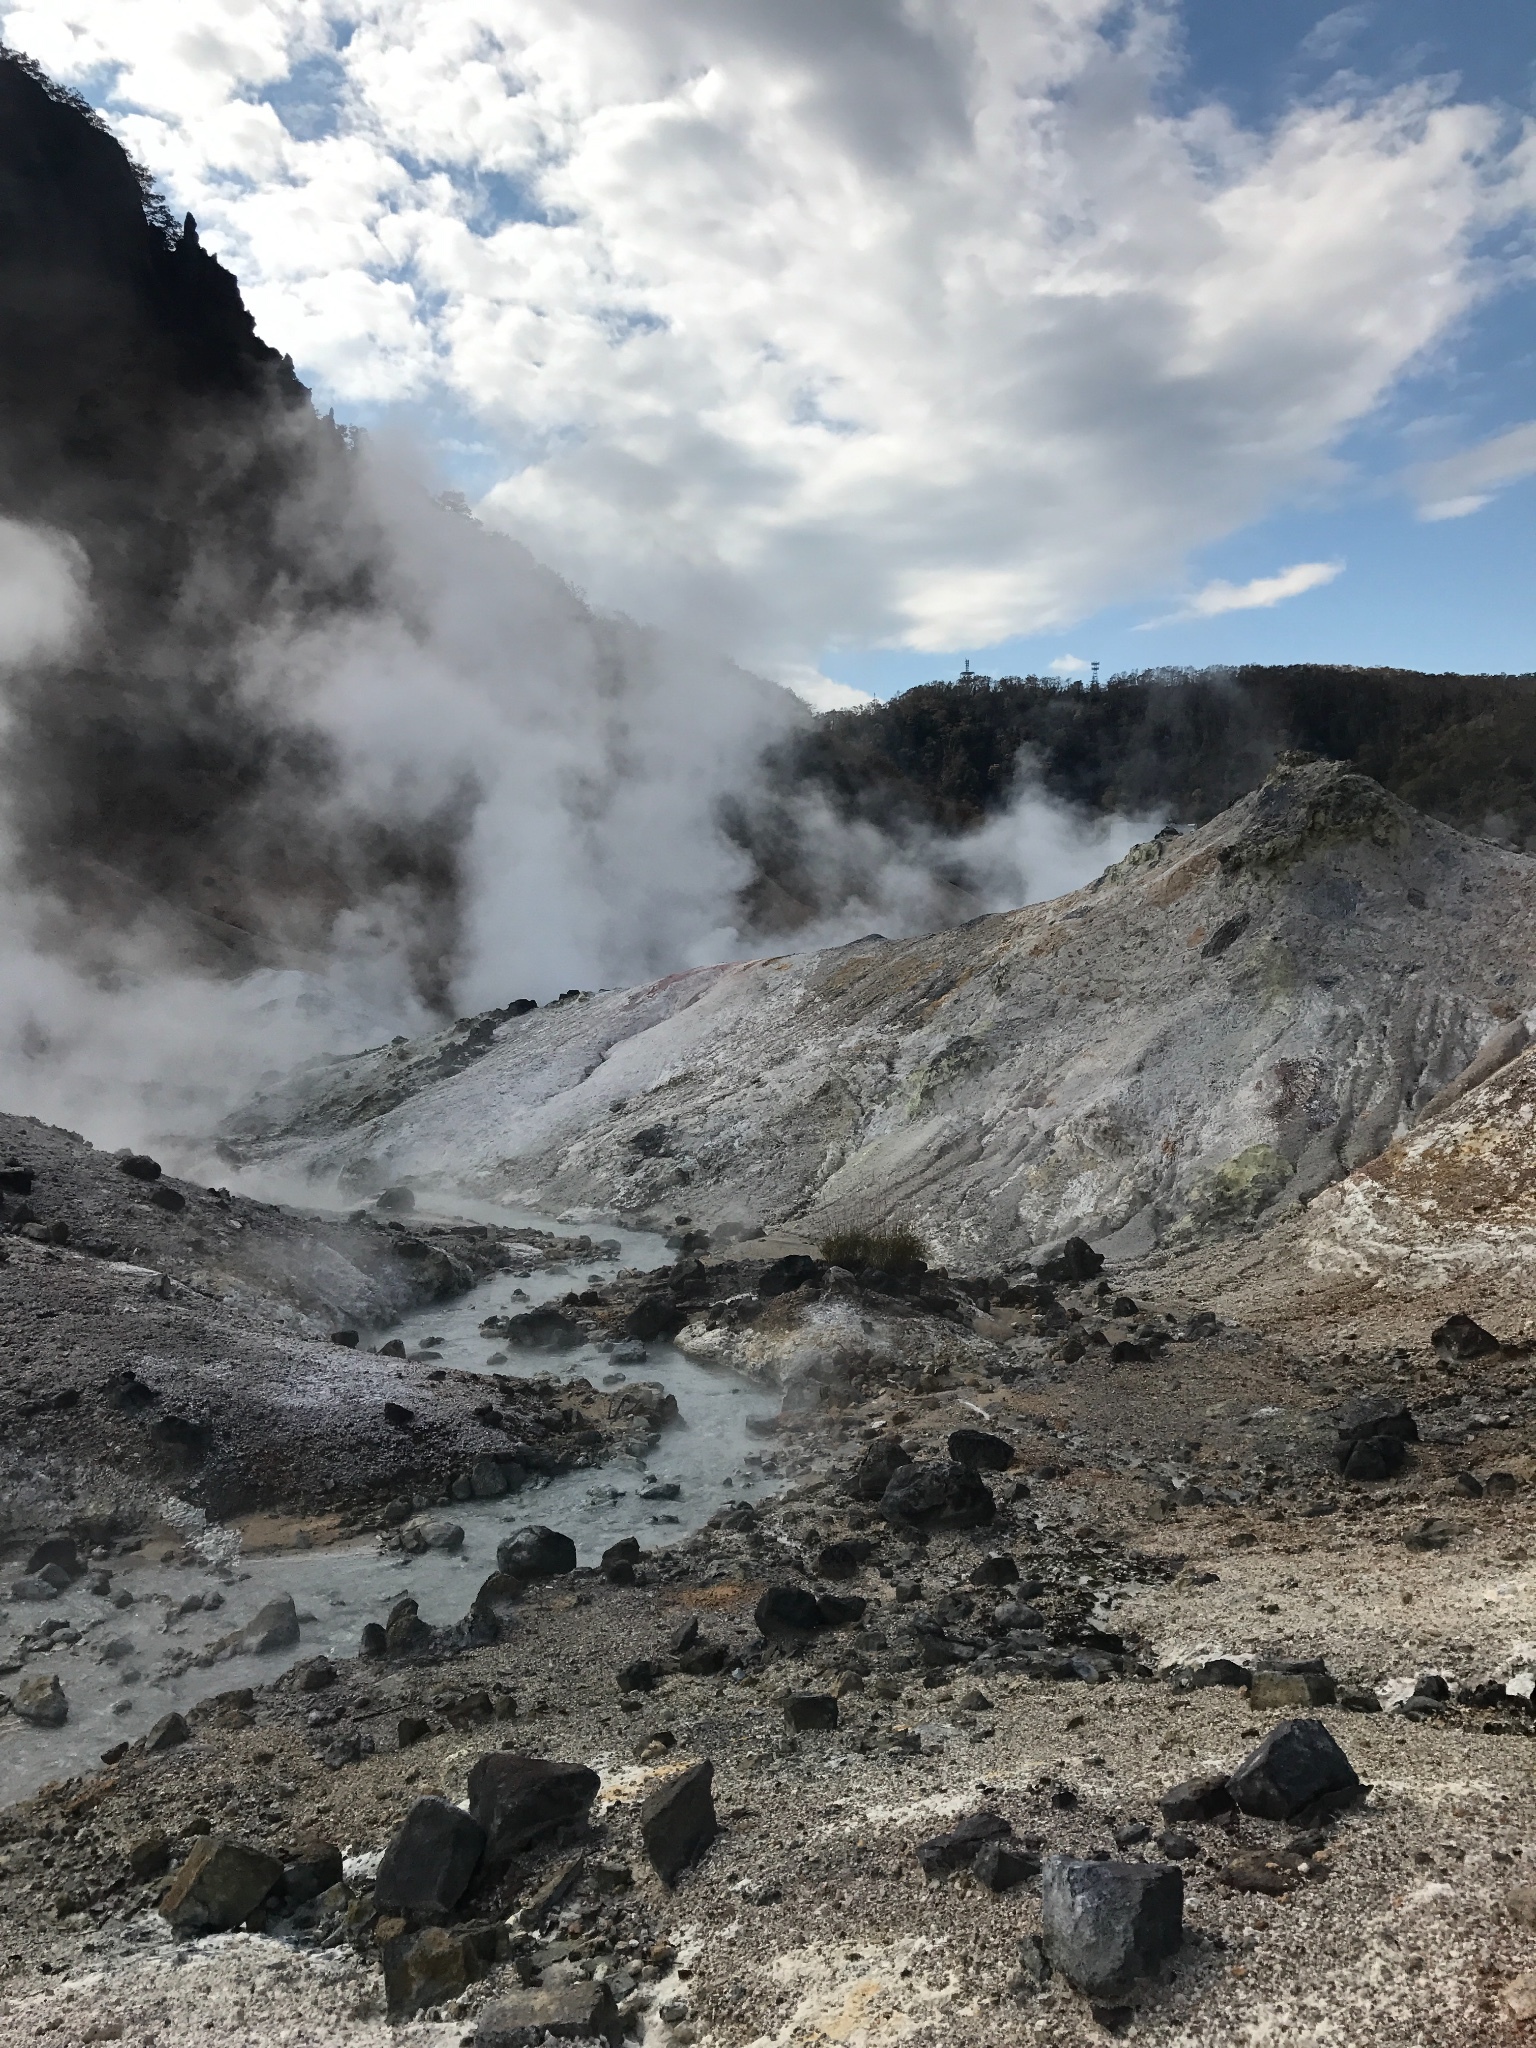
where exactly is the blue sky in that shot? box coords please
[831,0,1536,696]
[13,0,1536,701]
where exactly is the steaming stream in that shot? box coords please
[0,1214,779,1805]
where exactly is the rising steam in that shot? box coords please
[0,49,1153,1152]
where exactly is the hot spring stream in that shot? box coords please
[0,1211,780,1804]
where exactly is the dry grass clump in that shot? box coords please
[818,1223,927,1273]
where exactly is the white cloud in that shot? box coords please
[1139,558,1344,628]
[1049,653,1090,674]
[781,668,875,713]
[1409,420,1536,521]
[2,2,1526,671]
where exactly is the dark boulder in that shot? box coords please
[1189,1657,1250,1689]
[639,1759,717,1885]
[754,1583,824,1639]
[970,1553,1020,1587]
[1431,1313,1500,1363]
[498,1309,584,1353]
[847,1436,913,1501]
[815,1592,866,1627]
[816,1538,873,1578]
[784,1693,838,1731]
[374,1797,486,1918]
[1335,1394,1417,1443]
[915,1810,1012,1876]
[25,1536,82,1580]
[159,1837,283,1934]
[946,1428,1014,1472]
[1039,1857,1183,1996]
[475,1984,622,2047]
[1225,1717,1360,1822]
[758,1255,824,1298]
[880,1460,996,1530]
[1034,1236,1104,1285]
[466,1754,600,1867]
[497,1526,577,1580]
[1340,1435,1407,1481]
[118,1154,162,1182]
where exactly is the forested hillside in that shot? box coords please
[773,665,1536,849]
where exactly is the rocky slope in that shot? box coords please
[223,758,1536,1271]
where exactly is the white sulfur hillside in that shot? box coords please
[223,759,1536,1272]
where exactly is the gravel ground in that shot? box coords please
[2,1240,1535,2048]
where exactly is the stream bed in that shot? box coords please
[0,1209,780,1805]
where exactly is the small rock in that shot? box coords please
[973,1838,1041,1892]
[397,1714,431,1749]
[640,1759,717,1886]
[470,1455,509,1500]
[1339,1686,1382,1713]
[374,1797,486,1917]
[1188,1657,1250,1689]
[1158,1775,1233,1825]
[1218,1849,1311,1896]
[10,1576,59,1603]
[947,1428,1014,1472]
[281,1838,343,1906]
[1248,1667,1337,1709]
[1339,1435,1407,1482]
[475,1983,621,2047]
[329,1328,359,1347]
[1157,1830,1198,1860]
[1503,1971,1536,2024]
[1335,1394,1418,1444]
[384,1598,433,1656]
[1508,1886,1536,1932]
[159,1836,283,1934]
[816,1539,873,1579]
[143,1711,190,1753]
[784,1693,838,1731]
[497,1526,577,1579]
[294,1657,336,1693]
[15,1673,67,1727]
[1225,1717,1360,1822]
[127,1831,171,1880]
[1040,1857,1182,1996]
[1404,1518,1454,1552]
[408,1516,465,1552]
[1486,1470,1520,1497]
[467,1753,600,1868]
[970,1553,1020,1587]
[238,1594,300,1654]
[383,1401,415,1427]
